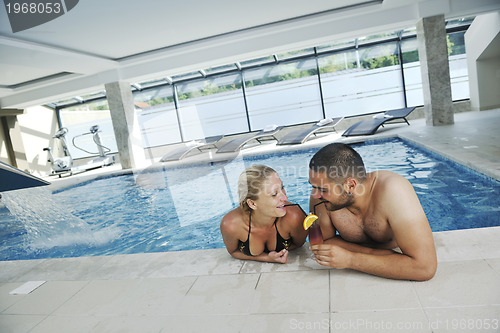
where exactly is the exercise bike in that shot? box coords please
[44,125,115,177]
[43,127,73,177]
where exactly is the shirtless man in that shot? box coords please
[308,143,436,281]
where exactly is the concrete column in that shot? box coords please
[105,81,146,169]
[2,115,29,170]
[416,14,454,126]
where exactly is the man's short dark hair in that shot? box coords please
[309,143,366,183]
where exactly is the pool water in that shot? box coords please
[1,138,499,261]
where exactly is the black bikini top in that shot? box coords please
[238,203,305,256]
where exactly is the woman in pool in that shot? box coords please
[220,165,308,263]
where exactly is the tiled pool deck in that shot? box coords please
[1,109,499,332]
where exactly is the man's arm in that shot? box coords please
[312,176,437,281]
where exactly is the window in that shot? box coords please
[59,99,117,159]
[447,31,469,100]
[319,42,404,117]
[175,73,247,140]
[134,86,180,148]
[401,38,423,107]
[244,58,323,129]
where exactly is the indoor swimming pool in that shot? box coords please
[1,138,499,261]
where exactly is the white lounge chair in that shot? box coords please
[276,117,343,145]
[216,125,283,154]
[160,135,223,161]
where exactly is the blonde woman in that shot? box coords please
[220,165,308,263]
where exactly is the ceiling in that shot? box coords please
[1,0,499,109]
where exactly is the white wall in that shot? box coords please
[466,12,500,111]
[16,106,58,176]
[0,119,9,165]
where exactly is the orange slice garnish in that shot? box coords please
[303,214,318,230]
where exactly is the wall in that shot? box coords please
[466,12,500,111]
[0,118,9,165]
[16,106,58,176]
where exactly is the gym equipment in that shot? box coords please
[44,125,115,177]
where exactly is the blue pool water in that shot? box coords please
[1,138,499,261]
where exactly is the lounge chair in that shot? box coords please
[160,135,223,162]
[277,117,343,145]
[216,125,283,154]
[342,107,415,137]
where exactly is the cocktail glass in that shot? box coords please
[308,220,323,245]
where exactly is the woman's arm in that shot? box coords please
[285,204,308,249]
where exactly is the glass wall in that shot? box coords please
[134,85,180,148]
[447,31,469,100]
[244,58,323,130]
[59,99,117,159]
[401,38,423,107]
[175,73,247,141]
[54,20,472,157]
[320,42,405,117]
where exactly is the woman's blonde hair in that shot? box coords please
[238,165,277,214]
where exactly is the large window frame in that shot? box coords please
[53,21,472,154]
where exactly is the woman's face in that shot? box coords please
[253,172,288,217]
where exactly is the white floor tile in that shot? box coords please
[53,279,135,315]
[20,256,111,281]
[91,276,197,316]
[146,249,244,278]
[330,309,432,333]
[156,314,246,333]
[29,315,101,333]
[0,282,27,312]
[330,269,421,311]
[0,314,46,333]
[433,229,483,262]
[250,270,330,314]
[486,258,500,275]
[413,260,500,308]
[93,315,167,333]
[243,313,330,332]
[177,273,260,315]
[0,259,46,282]
[3,281,87,315]
[423,305,500,333]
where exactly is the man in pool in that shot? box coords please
[308,143,437,281]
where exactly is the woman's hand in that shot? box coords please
[268,249,289,263]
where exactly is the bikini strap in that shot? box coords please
[273,217,279,230]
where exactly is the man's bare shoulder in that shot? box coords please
[370,170,413,193]
[368,170,420,213]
